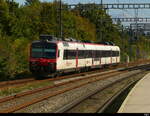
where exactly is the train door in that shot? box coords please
[56,43,64,70]
[63,48,68,70]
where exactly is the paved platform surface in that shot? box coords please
[118,73,150,113]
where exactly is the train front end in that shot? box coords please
[29,36,57,77]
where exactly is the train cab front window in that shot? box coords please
[43,44,56,59]
[31,43,56,59]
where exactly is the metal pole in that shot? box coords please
[59,0,63,39]
[100,0,103,41]
[135,8,138,61]
[135,8,138,40]
[101,0,103,5]
[129,24,132,61]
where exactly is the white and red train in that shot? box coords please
[29,35,120,77]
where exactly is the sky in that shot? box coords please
[14,0,150,4]
[14,0,150,26]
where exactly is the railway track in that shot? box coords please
[0,59,148,91]
[0,60,149,113]
[55,71,146,113]
[0,61,144,90]
[0,68,118,91]
[0,68,129,113]
[97,80,139,113]
[0,63,149,113]
[0,78,35,89]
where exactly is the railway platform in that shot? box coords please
[118,73,150,113]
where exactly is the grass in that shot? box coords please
[0,80,54,97]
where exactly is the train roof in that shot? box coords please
[32,35,119,47]
[32,40,118,47]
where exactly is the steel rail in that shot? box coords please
[55,71,142,113]
[0,69,109,90]
[0,61,148,107]
[0,70,121,104]
[0,78,35,88]
[0,71,126,113]
[97,77,141,113]
[0,67,118,91]
[0,61,149,113]
[0,59,148,90]
[0,60,149,113]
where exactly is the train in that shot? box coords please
[29,35,120,77]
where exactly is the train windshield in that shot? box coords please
[31,43,56,59]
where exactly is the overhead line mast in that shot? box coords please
[56,0,63,39]
[59,0,63,39]
[100,0,103,41]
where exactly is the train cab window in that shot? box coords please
[31,42,56,59]
[43,43,56,59]
[31,46,43,58]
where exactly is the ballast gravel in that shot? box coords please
[14,70,141,113]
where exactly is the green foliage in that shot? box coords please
[0,1,150,80]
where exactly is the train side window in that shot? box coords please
[88,50,91,58]
[85,50,89,58]
[108,51,110,57]
[113,51,115,57]
[112,51,114,57]
[116,51,119,56]
[92,50,95,58]
[89,50,91,58]
[105,51,107,57]
[72,50,76,59]
[63,50,68,60]
[110,51,112,57]
[68,50,76,59]
[99,50,101,57]
[78,50,83,59]
[112,51,119,57]
[114,51,116,57]
[102,51,105,57]
[85,50,88,58]
[96,50,99,58]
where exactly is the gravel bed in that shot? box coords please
[14,70,141,113]
[67,71,147,113]
[0,69,117,100]
[0,70,120,111]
